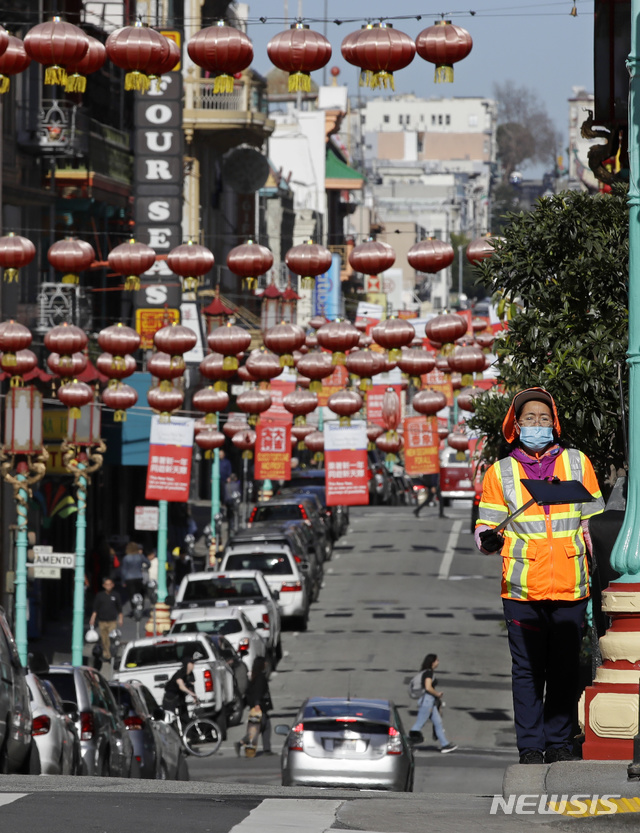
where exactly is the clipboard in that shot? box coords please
[520,478,595,505]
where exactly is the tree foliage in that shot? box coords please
[468,188,629,488]
[494,81,561,181]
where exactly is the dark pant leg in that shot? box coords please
[544,598,587,749]
[502,598,548,753]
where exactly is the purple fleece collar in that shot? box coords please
[510,444,564,481]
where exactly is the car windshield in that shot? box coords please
[172,618,243,635]
[41,673,77,704]
[253,504,302,522]
[123,639,209,669]
[280,485,326,505]
[302,701,390,722]
[182,577,261,601]
[442,449,471,465]
[225,553,292,575]
[109,685,137,715]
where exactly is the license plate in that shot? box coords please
[458,479,472,488]
[333,739,357,751]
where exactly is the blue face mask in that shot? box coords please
[519,425,554,451]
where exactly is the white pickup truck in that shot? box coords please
[172,570,283,662]
[114,633,241,732]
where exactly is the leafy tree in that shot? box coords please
[494,81,561,182]
[468,187,629,488]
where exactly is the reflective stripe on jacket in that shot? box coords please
[477,449,605,601]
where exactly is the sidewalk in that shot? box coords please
[503,759,640,800]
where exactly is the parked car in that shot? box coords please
[206,635,250,701]
[439,447,475,506]
[248,497,332,561]
[277,479,348,540]
[26,673,80,775]
[41,665,135,777]
[115,633,238,732]
[0,608,37,774]
[219,547,310,630]
[276,697,414,791]
[169,606,267,677]
[172,570,282,661]
[108,680,187,780]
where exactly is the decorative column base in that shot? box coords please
[144,601,172,636]
[581,584,640,760]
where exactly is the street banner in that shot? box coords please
[366,384,403,427]
[324,420,369,506]
[255,421,292,481]
[403,416,440,476]
[145,415,194,502]
[422,369,454,407]
[318,364,349,407]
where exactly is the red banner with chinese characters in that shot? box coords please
[318,364,349,407]
[366,384,403,427]
[403,415,440,476]
[324,421,369,506]
[422,369,453,408]
[255,421,292,481]
[262,379,295,423]
[145,416,194,502]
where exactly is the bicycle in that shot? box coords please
[167,705,223,758]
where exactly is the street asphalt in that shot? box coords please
[6,503,639,832]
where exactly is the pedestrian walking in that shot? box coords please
[236,656,274,758]
[413,473,440,517]
[120,542,150,606]
[88,578,123,664]
[408,654,457,753]
[475,387,605,765]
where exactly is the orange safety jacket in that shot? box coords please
[477,449,605,601]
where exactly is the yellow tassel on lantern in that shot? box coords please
[69,407,81,419]
[3,353,16,367]
[339,416,351,426]
[114,410,125,422]
[331,352,346,366]
[288,71,311,93]
[9,375,22,388]
[441,343,454,357]
[213,381,228,392]
[359,378,372,392]
[312,452,324,465]
[411,376,422,389]
[0,76,10,94]
[124,275,141,291]
[183,276,198,291]
[294,415,307,426]
[309,380,322,393]
[280,354,294,367]
[113,356,125,371]
[301,276,315,290]
[3,267,18,282]
[462,373,473,386]
[222,356,239,371]
[434,65,454,83]
[388,348,401,362]
[242,276,257,291]
[45,65,67,86]
[358,70,373,87]
[242,450,253,460]
[205,449,212,459]
[213,74,234,94]
[370,70,395,90]
[61,273,79,284]
[65,73,86,93]
[125,71,151,93]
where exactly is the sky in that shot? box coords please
[241,0,596,170]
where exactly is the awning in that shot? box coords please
[326,146,365,191]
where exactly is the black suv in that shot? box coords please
[248,497,332,561]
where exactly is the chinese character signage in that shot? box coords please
[145,415,194,502]
[422,369,453,407]
[255,421,292,481]
[403,416,440,476]
[262,376,296,423]
[324,420,369,506]
[366,384,403,427]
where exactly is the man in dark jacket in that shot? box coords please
[89,578,123,662]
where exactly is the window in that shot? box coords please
[383,114,389,123]
[420,114,424,122]
[438,115,443,125]
[468,114,478,127]
[398,114,403,125]
[445,115,450,125]
[406,115,410,125]
[431,115,436,125]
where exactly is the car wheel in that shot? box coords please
[275,640,283,663]
[296,614,308,632]
[217,707,228,741]
[0,732,10,775]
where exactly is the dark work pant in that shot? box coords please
[502,597,587,754]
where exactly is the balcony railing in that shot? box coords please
[183,73,273,137]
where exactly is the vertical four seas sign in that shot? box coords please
[255,422,292,481]
[145,415,195,502]
[133,30,183,338]
[324,420,369,507]
[403,416,440,477]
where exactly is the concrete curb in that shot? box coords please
[503,761,640,800]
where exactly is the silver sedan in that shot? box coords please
[26,673,80,775]
[276,697,414,792]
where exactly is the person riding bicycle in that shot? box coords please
[162,655,200,728]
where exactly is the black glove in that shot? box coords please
[479,528,505,553]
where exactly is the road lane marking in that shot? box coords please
[0,794,27,808]
[228,798,342,832]
[438,520,462,580]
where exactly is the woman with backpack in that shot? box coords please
[409,653,457,753]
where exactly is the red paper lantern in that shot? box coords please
[0,36,31,94]
[283,389,318,424]
[245,349,283,385]
[305,332,318,350]
[475,332,495,352]
[291,423,316,444]
[382,387,401,432]
[97,323,141,366]
[309,315,328,330]
[471,317,487,334]
[267,23,331,92]
[304,431,324,454]
[148,351,186,381]
[48,238,95,284]
[147,35,180,85]
[195,428,225,458]
[232,428,257,459]
[57,379,93,419]
[193,387,229,425]
[296,352,334,393]
[263,322,306,367]
[448,432,469,452]
[167,241,215,292]
[466,236,497,264]
[0,27,9,60]
[285,240,332,290]
[45,323,88,357]
[24,16,88,87]
[407,238,455,273]
[448,345,486,385]
[425,313,468,354]
[342,22,415,90]
[96,352,136,381]
[346,349,385,391]
[102,382,137,422]
[105,21,170,92]
[237,363,258,383]
[348,239,395,276]
[64,35,106,93]
[223,415,249,438]
[371,317,415,361]
[47,351,87,379]
[415,20,473,83]
[0,233,35,283]
[1,349,37,385]
[327,389,363,426]
[227,240,273,290]
[376,433,403,457]
[457,386,482,413]
[154,323,197,358]
[367,423,384,443]
[396,347,436,386]
[187,21,253,94]
[147,384,184,422]
[413,389,447,416]
[200,352,237,392]
[237,389,272,426]
[208,323,252,371]
[0,320,32,367]
[316,319,360,365]
[108,238,156,291]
